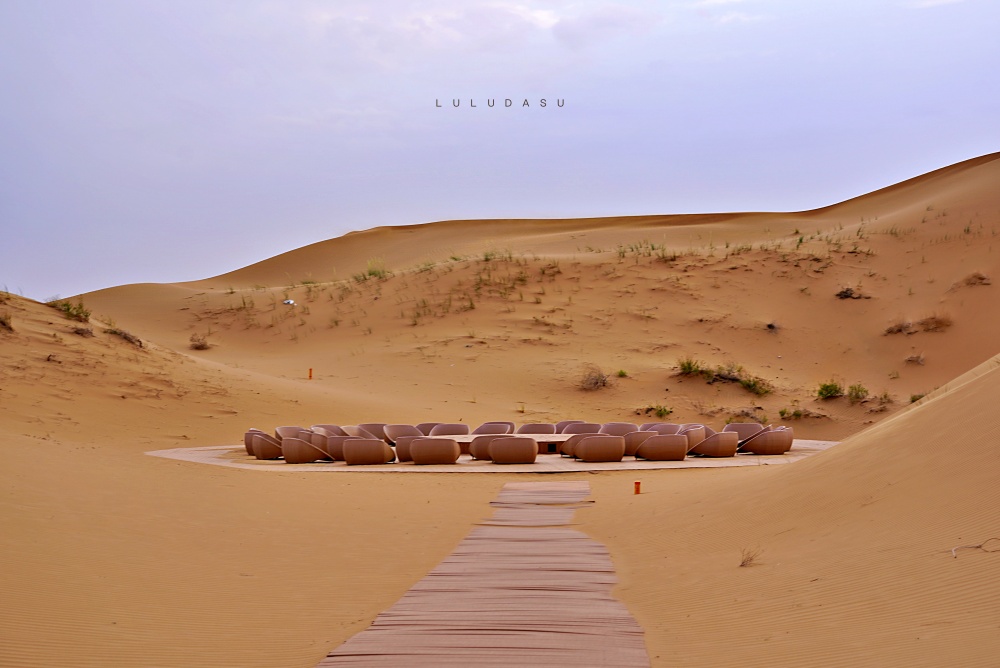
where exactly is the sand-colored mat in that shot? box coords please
[317,482,649,666]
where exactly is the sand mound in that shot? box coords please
[583,351,1000,666]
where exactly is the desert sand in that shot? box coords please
[1,152,999,666]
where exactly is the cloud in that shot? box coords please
[717,11,762,23]
[551,5,662,49]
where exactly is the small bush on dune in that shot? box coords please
[677,356,704,376]
[49,299,91,322]
[817,380,844,400]
[0,310,12,332]
[105,327,142,348]
[189,333,211,350]
[579,365,610,391]
[847,383,869,404]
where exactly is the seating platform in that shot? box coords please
[147,439,838,473]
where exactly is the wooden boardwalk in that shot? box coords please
[317,482,649,666]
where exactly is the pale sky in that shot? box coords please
[2,0,997,300]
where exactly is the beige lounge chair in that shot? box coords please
[679,424,706,448]
[251,433,283,460]
[723,422,765,442]
[409,437,461,465]
[741,427,794,455]
[689,428,739,457]
[428,423,471,436]
[275,426,305,441]
[342,438,396,465]
[310,427,355,461]
[651,424,683,435]
[281,436,327,464]
[558,433,592,458]
[635,434,688,461]
[562,422,601,435]
[384,424,422,444]
[639,422,665,431]
[415,422,440,435]
[393,435,423,462]
[575,435,626,462]
[311,424,348,437]
[488,436,538,464]
[555,420,586,433]
[600,422,639,436]
[243,428,264,456]
[469,435,505,460]
[471,423,511,435]
[358,423,389,442]
[516,423,556,434]
[624,430,656,457]
[342,425,379,439]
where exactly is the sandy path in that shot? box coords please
[319,482,649,666]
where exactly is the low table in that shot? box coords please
[428,433,575,454]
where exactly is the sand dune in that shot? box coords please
[2,152,999,666]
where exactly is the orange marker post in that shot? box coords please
[308,368,313,380]
[634,480,641,495]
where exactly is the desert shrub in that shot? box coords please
[916,314,952,332]
[678,357,772,395]
[579,365,610,391]
[640,404,673,419]
[817,380,844,400]
[50,299,90,322]
[72,327,94,337]
[779,407,805,420]
[105,328,142,348]
[616,369,629,378]
[910,393,926,403]
[189,333,211,350]
[739,375,774,396]
[847,383,869,404]
[677,356,704,375]
[0,310,12,332]
[739,547,762,567]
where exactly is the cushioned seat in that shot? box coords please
[741,428,794,455]
[690,431,739,457]
[243,428,264,456]
[575,435,626,462]
[251,433,282,460]
[516,423,556,434]
[384,424,422,444]
[635,434,688,461]
[409,437,461,465]
[428,423,471,436]
[600,422,639,436]
[624,430,656,456]
[469,435,504,460]
[343,438,396,465]
[358,423,389,442]
[281,436,326,464]
[393,435,422,462]
[488,437,538,464]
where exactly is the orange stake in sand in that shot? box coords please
[308,368,313,380]
[634,481,641,495]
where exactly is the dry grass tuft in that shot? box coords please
[0,310,12,332]
[189,333,211,350]
[739,547,762,567]
[105,328,143,348]
[579,365,610,391]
